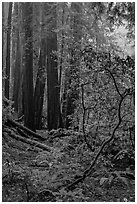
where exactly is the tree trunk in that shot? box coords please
[2,3,4,72]
[34,4,46,130]
[5,2,12,99]
[47,34,60,130]
[62,3,81,128]
[23,3,35,131]
[34,39,46,129]
[57,3,67,128]
[12,3,21,113]
[17,3,24,117]
[46,3,61,131]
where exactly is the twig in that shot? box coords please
[129,127,135,149]
[15,115,24,122]
[24,181,30,202]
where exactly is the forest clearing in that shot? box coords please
[2,2,135,202]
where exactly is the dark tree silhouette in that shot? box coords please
[5,2,12,99]
[23,3,35,131]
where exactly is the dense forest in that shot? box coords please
[2,2,135,202]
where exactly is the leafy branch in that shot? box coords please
[66,68,134,191]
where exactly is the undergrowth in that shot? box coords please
[2,128,135,202]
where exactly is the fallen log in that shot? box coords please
[15,115,24,122]
[17,128,31,139]
[4,128,51,152]
[7,119,46,141]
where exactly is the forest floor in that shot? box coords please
[2,128,135,202]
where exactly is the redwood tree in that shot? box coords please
[47,33,60,130]
[34,39,47,129]
[62,3,82,128]
[5,2,12,99]
[23,2,35,130]
[46,3,60,130]
[12,3,21,113]
[33,4,47,130]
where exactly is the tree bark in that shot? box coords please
[5,2,12,99]
[23,3,35,131]
[34,39,46,129]
[2,3,4,72]
[46,3,61,131]
[12,3,21,113]
[63,3,81,128]
[57,3,66,128]
[34,4,47,130]
[47,33,60,130]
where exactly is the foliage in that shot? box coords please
[2,2,135,202]
[99,168,135,189]
[2,128,135,201]
[2,97,15,123]
[107,3,135,30]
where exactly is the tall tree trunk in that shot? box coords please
[57,3,66,128]
[47,33,60,130]
[34,4,46,130]
[12,3,21,113]
[34,39,46,129]
[5,2,12,99]
[2,2,6,90]
[2,3,4,72]
[63,3,81,128]
[23,3,35,131]
[46,3,60,131]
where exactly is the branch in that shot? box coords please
[66,89,127,191]
[66,63,134,190]
[81,84,86,135]
[81,84,93,151]
[105,68,122,98]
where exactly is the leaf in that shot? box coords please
[99,177,108,186]
[113,170,121,177]
[108,175,114,185]
[113,170,130,188]
[118,176,129,187]
[59,188,68,196]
